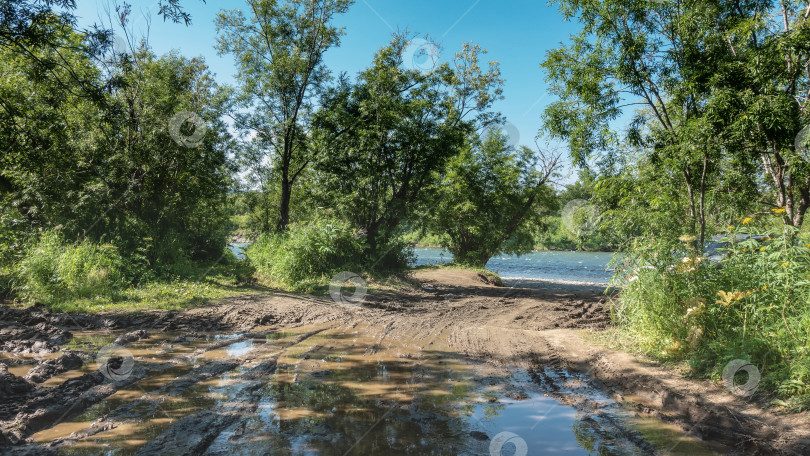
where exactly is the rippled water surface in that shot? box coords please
[414,247,616,284]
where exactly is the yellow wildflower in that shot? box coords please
[716,290,734,307]
[782,262,789,267]
[760,247,766,251]
[772,207,786,214]
[726,226,734,231]
[761,285,767,291]
[742,217,753,224]
[716,290,755,307]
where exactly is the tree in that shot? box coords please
[0,18,233,270]
[0,1,229,272]
[0,20,102,266]
[542,0,808,248]
[96,48,234,264]
[311,34,503,258]
[424,129,558,267]
[216,0,352,232]
[720,1,810,227]
[557,171,595,207]
[0,0,201,100]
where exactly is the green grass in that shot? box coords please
[246,218,367,291]
[37,269,267,313]
[0,266,13,298]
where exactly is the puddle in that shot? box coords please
[17,327,725,455]
[225,339,255,357]
[470,394,637,454]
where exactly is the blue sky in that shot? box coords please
[75,0,585,181]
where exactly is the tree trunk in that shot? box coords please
[477,249,490,269]
[698,157,708,252]
[683,166,699,253]
[276,176,291,233]
[759,146,810,229]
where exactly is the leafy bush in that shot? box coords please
[371,236,415,273]
[400,228,448,248]
[423,130,556,268]
[246,219,366,289]
[612,214,810,409]
[214,248,257,285]
[0,264,12,298]
[16,231,127,303]
[1,43,231,283]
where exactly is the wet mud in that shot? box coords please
[0,270,807,455]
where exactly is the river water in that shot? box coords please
[414,247,615,284]
[230,244,617,284]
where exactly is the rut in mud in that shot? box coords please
[0,269,808,455]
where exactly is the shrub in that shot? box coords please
[214,248,256,285]
[0,209,26,297]
[246,219,366,289]
[0,269,12,298]
[612,220,810,409]
[535,215,619,251]
[16,231,126,303]
[371,235,415,273]
[423,130,556,268]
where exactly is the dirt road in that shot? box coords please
[1,269,808,455]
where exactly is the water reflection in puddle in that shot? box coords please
[225,339,254,357]
[470,394,639,455]
[35,327,724,455]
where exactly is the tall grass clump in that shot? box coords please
[611,212,810,410]
[16,231,127,303]
[246,218,366,290]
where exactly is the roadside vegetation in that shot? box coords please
[543,0,810,409]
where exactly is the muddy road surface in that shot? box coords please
[1,269,808,455]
